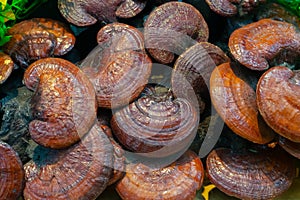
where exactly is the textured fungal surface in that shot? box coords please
[0,141,24,200]
[23,124,113,200]
[23,58,97,149]
[116,150,204,200]
[257,66,300,142]
[116,0,147,18]
[210,62,274,144]
[229,19,300,70]
[0,52,14,84]
[81,23,152,109]
[206,148,296,200]
[279,136,300,159]
[111,85,199,156]
[3,18,75,68]
[144,1,209,64]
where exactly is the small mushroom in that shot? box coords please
[256,66,300,142]
[0,52,14,84]
[23,58,97,149]
[23,124,114,200]
[116,150,204,200]
[206,147,296,200]
[228,19,300,70]
[58,0,146,26]
[144,1,209,64]
[111,85,199,157]
[81,23,152,109]
[3,18,75,68]
[279,136,300,159]
[210,62,274,144]
[0,141,24,200]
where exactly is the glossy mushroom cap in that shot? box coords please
[23,124,114,200]
[116,0,147,18]
[229,19,300,70]
[256,66,300,142]
[23,58,97,149]
[0,52,14,84]
[111,85,199,157]
[206,147,296,200]
[144,1,209,64]
[116,150,204,200]
[0,141,24,200]
[3,18,75,68]
[81,23,152,109]
[210,62,274,144]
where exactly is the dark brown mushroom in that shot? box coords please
[111,85,199,157]
[58,0,146,26]
[206,147,296,200]
[0,52,14,84]
[81,23,152,109]
[116,150,204,200]
[229,19,300,71]
[3,18,75,68]
[23,58,97,149]
[210,62,274,144]
[0,141,24,200]
[23,124,113,200]
[256,66,300,142]
[279,136,300,159]
[144,1,209,64]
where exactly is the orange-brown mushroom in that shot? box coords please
[256,66,300,142]
[0,141,24,200]
[3,18,75,68]
[23,124,113,200]
[116,150,204,200]
[210,62,274,144]
[0,52,14,84]
[229,19,300,70]
[23,58,97,149]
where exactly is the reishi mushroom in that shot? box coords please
[210,62,274,144]
[229,19,300,71]
[3,18,75,68]
[206,147,296,200]
[23,124,113,200]
[0,52,14,84]
[0,141,24,200]
[23,58,97,149]
[116,150,204,200]
[256,66,300,142]
[279,136,300,159]
[144,1,209,64]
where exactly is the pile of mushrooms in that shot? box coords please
[0,0,300,200]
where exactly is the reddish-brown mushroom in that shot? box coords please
[210,62,274,144]
[206,147,296,200]
[144,1,209,64]
[58,0,146,26]
[0,52,14,84]
[256,66,300,142]
[116,150,204,200]
[81,23,152,109]
[23,58,97,149]
[111,85,199,157]
[229,19,300,70]
[279,136,300,159]
[0,141,24,200]
[3,18,75,68]
[23,124,114,200]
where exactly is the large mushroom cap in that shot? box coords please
[0,52,14,84]
[0,141,24,200]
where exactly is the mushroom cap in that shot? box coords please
[210,62,274,144]
[23,124,114,200]
[116,0,147,18]
[256,66,300,142]
[206,147,296,200]
[116,150,204,200]
[4,18,75,68]
[229,19,300,70]
[144,1,209,64]
[0,52,14,84]
[23,58,97,149]
[279,136,300,159]
[0,141,24,200]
